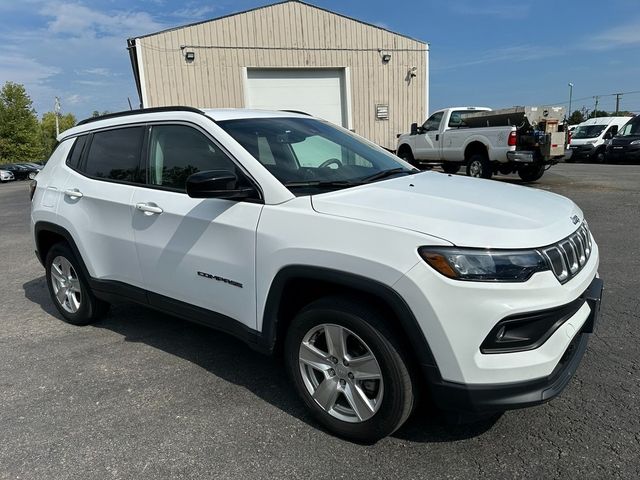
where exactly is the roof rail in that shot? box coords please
[76,106,205,126]
[280,109,311,116]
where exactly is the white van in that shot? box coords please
[568,116,632,162]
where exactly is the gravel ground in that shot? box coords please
[1,163,639,479]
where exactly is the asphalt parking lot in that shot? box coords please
[1,163,639,480]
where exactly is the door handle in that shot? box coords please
[63,189,83,199]
[435,134,440,141]
[135,203,163,215]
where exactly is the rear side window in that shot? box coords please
[83,127,144,182]
[66,135,88,169]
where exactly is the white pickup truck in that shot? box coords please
[396,106,569,181]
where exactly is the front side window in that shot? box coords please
[617,118,640,137]
[218,117,414,194]
[146,124,238,191]
[422,112,443,132]
[83,127,144,182]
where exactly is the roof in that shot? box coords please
[129,0,426,45]
[577,116,633,126]
[59,107,312,141]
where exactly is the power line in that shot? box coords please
[545,89,640,107]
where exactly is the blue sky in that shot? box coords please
[1,0,639,120]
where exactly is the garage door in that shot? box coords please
[245,68,347,126]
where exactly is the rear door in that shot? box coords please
[414,111,444,160]
[59,126,145,286]
[131,123,262,330]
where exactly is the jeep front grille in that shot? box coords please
[541,223,592,283]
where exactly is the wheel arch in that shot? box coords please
[260,265,439,373]
[464,141,489,161]
[34,222,90,279]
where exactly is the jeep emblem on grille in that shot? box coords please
[570,215,580,225]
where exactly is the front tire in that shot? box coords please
[285,296,415,443]
[466,153,492,179]
[442,162,461,174]
[593,147,606,163]
[45,242,110,325]
[397,145,416,167]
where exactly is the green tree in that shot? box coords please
[40,111,77,159]
[0,82,43,164]
[567,110,585,125]
[92,110,110,118]
[588,110,610,119]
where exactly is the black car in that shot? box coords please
[1,164,31,180]
[15,163,42,179]
[605,116,640,163]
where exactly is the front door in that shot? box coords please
[131,123,262,329]
[414,111,443,160]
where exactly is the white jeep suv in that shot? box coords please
[30,107,603,442]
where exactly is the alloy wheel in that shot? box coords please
[298,323,384,423]
[50,256,82,313]
[469,160,482,177]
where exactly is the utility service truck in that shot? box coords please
[396,106,570,181]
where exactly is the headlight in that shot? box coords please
[630,140,640,145]
[418,247,549,282]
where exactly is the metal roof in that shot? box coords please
[128,0,426,45]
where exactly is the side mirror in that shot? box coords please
[603,131,613,140]
[186,170,259,200]
[410,122,418,135]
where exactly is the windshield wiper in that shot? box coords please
[284,180,362,188]
[359,168,415,183]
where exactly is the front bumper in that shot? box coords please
[606,145,640,162]
[426,276,603,413]
[569,144,596,160]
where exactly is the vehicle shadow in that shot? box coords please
[23,275,497,444]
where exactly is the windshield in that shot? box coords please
[572,125,607,139]
[617,118,640,137]
[218,117,415,193]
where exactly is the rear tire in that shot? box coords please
[466,153,492,179]
[285,296,415,443]
[45,242,110,325]
[518,163,545,182]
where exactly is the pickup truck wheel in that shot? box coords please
[442,162,461,174]
[285,296,415,443]
[466,154,492,179]
[518,163,545,182]
[45,242,110,325]
[397,145,416,166]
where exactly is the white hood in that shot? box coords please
[311,172,583,249]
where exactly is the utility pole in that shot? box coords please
[568,82,574,120]
[593,96,599,118]
[614,93,622,115]
[54,97,61,137]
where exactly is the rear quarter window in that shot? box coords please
[66,135,88,170]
